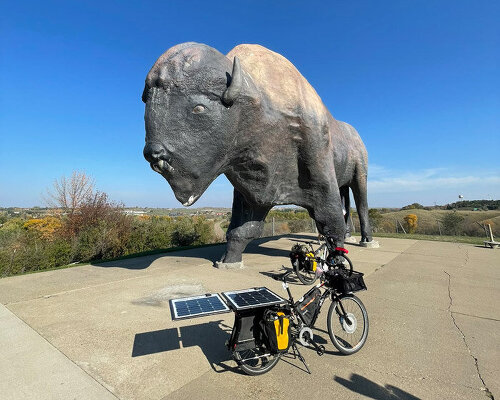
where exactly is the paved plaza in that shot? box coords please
[0,235,498,400]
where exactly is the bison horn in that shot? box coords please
[222,56,242,107]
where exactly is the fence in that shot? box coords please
[258,213,498,240]
[261,217,317,237]
[353,213,498,238]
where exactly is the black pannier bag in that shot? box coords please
[326,269,367,293]
[295,287,321,326]
[260,309,291,353]
[289,244,317,273]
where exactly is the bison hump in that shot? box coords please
[227,44,327,120]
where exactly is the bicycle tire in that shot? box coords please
[329,254,353,276]
[293,259,318,285]
[233,347,281,375]
[327,294,369,354]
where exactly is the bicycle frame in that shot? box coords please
[283,277,350,328]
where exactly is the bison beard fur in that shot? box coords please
[142,42,377,264]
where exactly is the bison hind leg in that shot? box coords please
[340,186,358,243]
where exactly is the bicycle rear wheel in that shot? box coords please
[233,346,281,375]
[327,294,368,354]
[293,261,317,284]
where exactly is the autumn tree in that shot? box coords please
[404,214,418,234]
[45,171,95,216]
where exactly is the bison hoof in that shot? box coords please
[214,261,245,269]
[359,240,380,248]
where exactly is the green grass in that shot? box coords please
[373,232,486,245]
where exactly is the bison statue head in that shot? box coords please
[142,42,246,206]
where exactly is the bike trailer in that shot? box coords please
[221,287,287,352]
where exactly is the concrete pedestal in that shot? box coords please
[359,240,380,248]
[214,261,245,269]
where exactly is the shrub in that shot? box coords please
[440,212,464,235]
[288,219,310,233]
[368,209,383,229]
[404,214,418,234]
[23,216,62,240]
[171,216,215,247]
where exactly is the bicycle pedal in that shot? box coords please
[316,345,325,356]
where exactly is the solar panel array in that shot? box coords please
[170,293,230,320]
[222,287,286,310]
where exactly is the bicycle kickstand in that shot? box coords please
[291,343,311,374]
[305,336,326,356]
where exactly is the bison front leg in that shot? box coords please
[217,190,271,268]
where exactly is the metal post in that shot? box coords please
[487,224,494,242]
[399,220,407,234]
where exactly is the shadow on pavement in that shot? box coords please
[259,266,306,286]
[131,320,241,374]
[334,373,421,400]
[91,233,318,271]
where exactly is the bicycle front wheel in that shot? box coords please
[233,346,281,375]
[327,294,369,354]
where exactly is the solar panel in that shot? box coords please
[170,293,230,320]
[221,287,286,310]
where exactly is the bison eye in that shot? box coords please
[192,105,206,114]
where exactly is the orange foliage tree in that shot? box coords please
[404,214,418,234]
[23,216,62,240]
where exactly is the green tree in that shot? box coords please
[402,203,424,210]
[368,209,383,229]
[440,212,464,235]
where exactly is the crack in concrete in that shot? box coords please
[444,270,494,399]
[451,311,500,322]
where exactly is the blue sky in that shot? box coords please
[1,0,499,208]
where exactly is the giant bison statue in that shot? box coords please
[142,42,378,267]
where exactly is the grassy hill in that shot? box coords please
[358,209,500,237]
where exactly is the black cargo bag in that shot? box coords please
[295,287,321,326]
[327,269,367,293]
[229,310,262,351]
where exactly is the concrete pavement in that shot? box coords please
[0,234,498,400]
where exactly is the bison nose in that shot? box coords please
[143,142,166,163]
